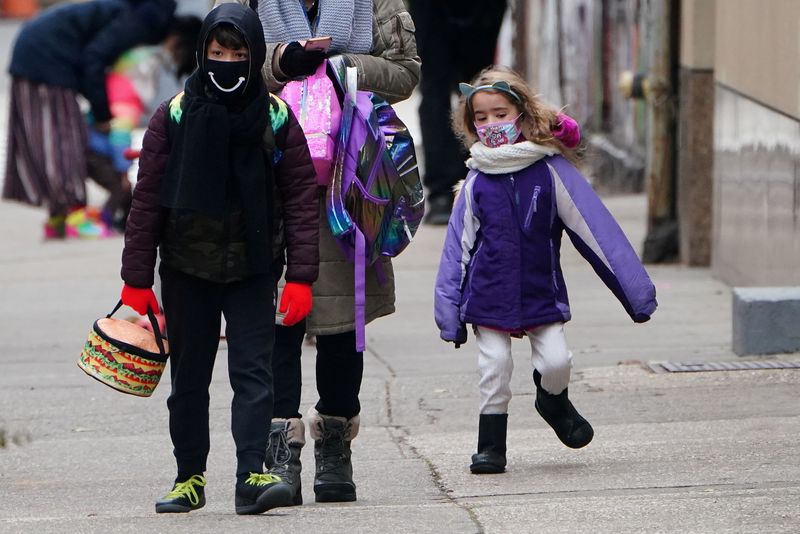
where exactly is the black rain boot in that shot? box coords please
[265,418,305,506]
[470,414,508,474]
[309,410,358,502]
[534,370,593,449]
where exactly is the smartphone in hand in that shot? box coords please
[304,36,332,52]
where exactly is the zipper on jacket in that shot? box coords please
[523,185,542,230]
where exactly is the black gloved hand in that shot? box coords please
[279,41,327,79]
[444,323,468,349]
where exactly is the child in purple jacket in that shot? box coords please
[434,66,657,474]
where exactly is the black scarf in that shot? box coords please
[161,71,271,271]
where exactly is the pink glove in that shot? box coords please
[552,113,581,149]
[121,284,160,316]
[280,282,313,326]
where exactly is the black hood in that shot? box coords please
[195,3,266,96]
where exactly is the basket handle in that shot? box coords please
[108,299,168,358]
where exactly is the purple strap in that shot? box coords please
[354,228,366,352]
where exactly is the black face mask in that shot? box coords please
[205,58,249,101]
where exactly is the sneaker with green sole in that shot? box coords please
[234,472,293,515]
[155,475,206,513]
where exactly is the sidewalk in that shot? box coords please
[1,191,798,533]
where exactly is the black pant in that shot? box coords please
[86,150,131,227]
[272,324,364,420]
[160,264,275,480]
[410,0,508,200]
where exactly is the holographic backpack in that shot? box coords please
[325,57,425,350]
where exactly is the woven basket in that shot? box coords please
[78,301,169,397]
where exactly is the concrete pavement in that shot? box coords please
[1,16,799,534]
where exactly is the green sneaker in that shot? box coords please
[155,475,206,513]
[234,472,293,515]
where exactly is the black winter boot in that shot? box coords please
[309,410,358,502]
[533,370,593,449]
[470,414,508,474]
[265,418,305,506]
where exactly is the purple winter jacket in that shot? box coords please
[434,155,657,344]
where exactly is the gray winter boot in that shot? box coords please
[308,409,360,503]
[265,418,305,506]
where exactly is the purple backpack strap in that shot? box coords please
[354,228,367,351]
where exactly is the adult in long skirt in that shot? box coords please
[2,0,176,239]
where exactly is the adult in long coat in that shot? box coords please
[221,0,419,505]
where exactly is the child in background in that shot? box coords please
[120,4,320,514]
[83,14,203,235]
[434,66,657,474]
[2,0,176,240]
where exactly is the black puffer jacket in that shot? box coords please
[122,4,318,288]
[122,93,319,287]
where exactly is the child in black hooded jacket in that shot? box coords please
[120,3,320,515]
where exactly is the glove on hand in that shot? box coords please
[279,41,327,79]
[632,313,651,324]
[121,284,160,316]
[443,323,468,348]
[280,282,313,326]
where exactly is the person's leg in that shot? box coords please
[309,330,363,502]
[476,326,514,415]
[471,326,511,473]
[223,273,292,514]
[527,323,593,449]
[160,264,222,480]
[314,330,363,418]
[85,150,131,230]
[412,2,467,223]
[266,320,307,505]
[2,79,86,236]
[528,322,572,395]
[223,273,276,478]
[155,264,221,513]
[51,85,88,216]
[272,321,305,419]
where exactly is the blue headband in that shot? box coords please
[459,81,522,108]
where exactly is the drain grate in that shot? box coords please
[648,360,800,374]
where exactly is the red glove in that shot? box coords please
[280,282,312,326]
[121,284,160,316]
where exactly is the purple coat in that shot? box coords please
[434,155,657,344]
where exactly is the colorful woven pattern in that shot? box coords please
[78,325,167,397]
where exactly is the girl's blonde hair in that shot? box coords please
[453,66,576,158]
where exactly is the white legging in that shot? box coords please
[476,322,573,414]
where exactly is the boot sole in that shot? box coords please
[314,486,357,503]
[155,500,205,514]
[235,484,294,515]
[535,400,594,449]
[469,462,505,474]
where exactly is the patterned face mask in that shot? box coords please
[474,114,522,148]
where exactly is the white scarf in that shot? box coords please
[466,141,559,175]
